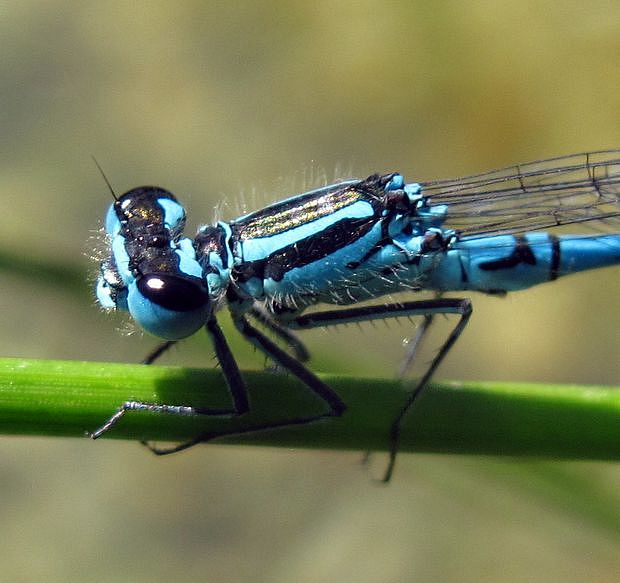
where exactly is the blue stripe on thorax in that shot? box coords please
[235,200,374,263]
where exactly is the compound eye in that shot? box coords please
[137,274,209,312]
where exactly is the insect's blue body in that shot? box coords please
[94,150,620,480]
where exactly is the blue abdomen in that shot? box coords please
[425,233,620,293]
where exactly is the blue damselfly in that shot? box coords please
[93,150,620,480]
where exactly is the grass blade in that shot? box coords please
[0,357,618,458]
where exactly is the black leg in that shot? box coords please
[205,317,250,415]
[232,315,346,416]
[143,340,177,364]
[146,414,346,456]
[90,316,251,442]
[93,296,470,479]
[398,314,434,379]
[248,305,310,362]
[145,313,347,456]
[287,298,473,482]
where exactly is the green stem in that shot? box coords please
[0,357,619,458]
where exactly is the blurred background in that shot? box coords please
[1,1,619,581]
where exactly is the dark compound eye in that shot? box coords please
[137,274,209,312]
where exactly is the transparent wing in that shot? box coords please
[419,150,620,238]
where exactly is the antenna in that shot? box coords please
[91,155,118,201]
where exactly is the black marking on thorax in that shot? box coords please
[231,175,397,283]
[233,216,377,283]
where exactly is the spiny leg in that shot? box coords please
[232,314,346,417]
[147,313,347,455]
[248,305,310,362]
[397,291,444,379]
[141,317,251,454]
[385,300,471,481]
[356,312,433,470]
[90,316,250,443]
[143,331,238,453]
[376,311,433,472]
[287,298,473,481]
[398,314,434,378]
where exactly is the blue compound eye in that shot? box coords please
[128,274,211,340]
[137,274,209,312]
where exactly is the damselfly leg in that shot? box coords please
[287,298,472,481]
[90,316,251,441]
[142,311,346,455]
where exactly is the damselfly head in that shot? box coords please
[96,184,212,340]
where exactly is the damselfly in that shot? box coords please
[93,150,620,480]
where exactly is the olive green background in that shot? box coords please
[0,2,619,582]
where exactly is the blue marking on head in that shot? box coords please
[96,277,128,311]
[175,238,203,278]
[111,235,132,284]
[158,198,186,235]
[105,204,121,235]
[96,278,116,309]
[96,256,129,312]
